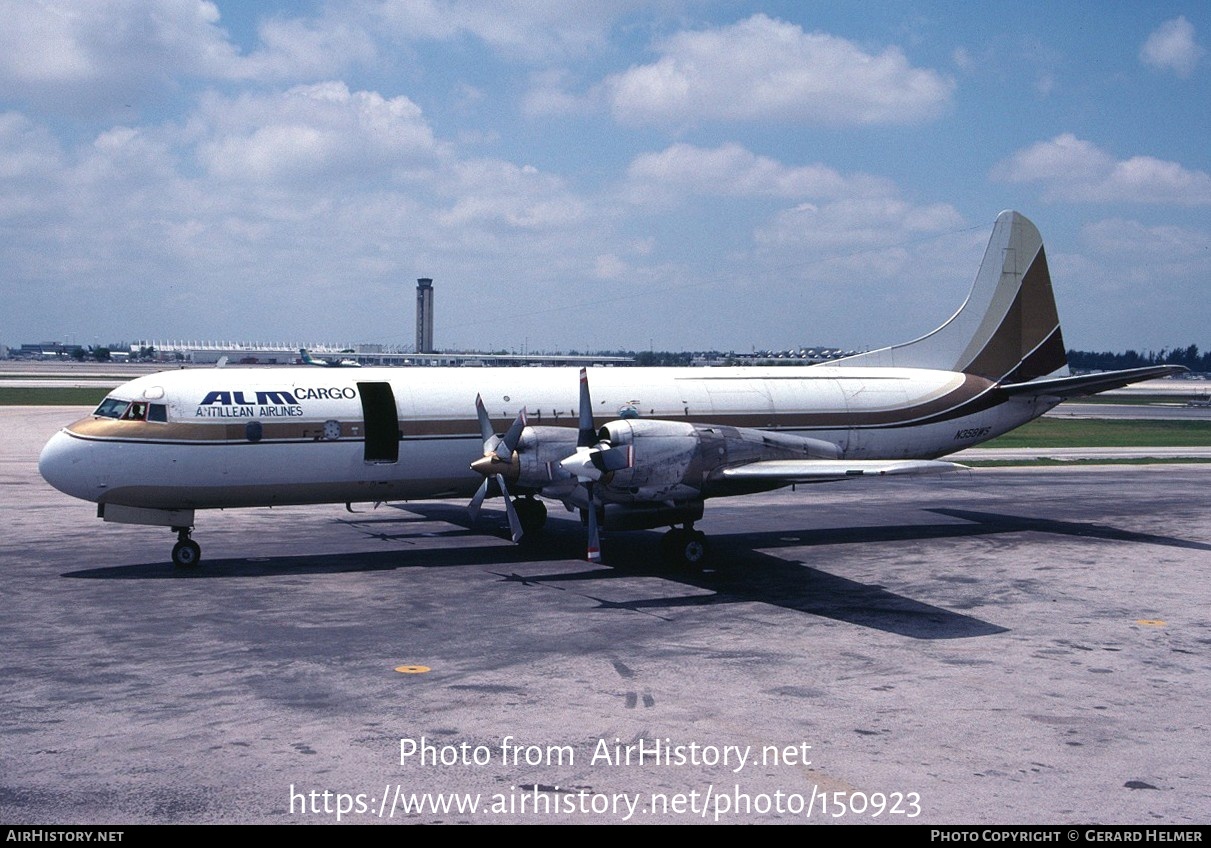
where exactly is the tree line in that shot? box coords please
[1067,345,1207,373]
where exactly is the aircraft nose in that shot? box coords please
[39,429,100,502]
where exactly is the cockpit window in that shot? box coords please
[94,398,130,419]
[93,398,168,422]
[124,402,148,421]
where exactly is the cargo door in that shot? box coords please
[357,382,399,463]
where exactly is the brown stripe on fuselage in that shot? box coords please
[872,382,1006,429]
[67,416,363,443]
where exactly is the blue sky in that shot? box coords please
[1,1,1207,354]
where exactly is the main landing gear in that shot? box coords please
[171,526,201,568]
[660,523,708,568]
[513,496,548,538]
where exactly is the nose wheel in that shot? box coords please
[171,527,201,568]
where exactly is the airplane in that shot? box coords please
[40,211,1185,569]
[300,348,361,367]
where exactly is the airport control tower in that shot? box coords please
[415,277,434,354]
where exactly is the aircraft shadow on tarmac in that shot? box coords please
[61,502,1209,640]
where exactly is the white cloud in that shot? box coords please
[522,69,595,117]
[593,253,628,280]
[0,113,64,180]
[437,160,586,230]
[376,0,626,61]
[0,1,375,115]
[240,15,377,80]
[1080,217,1210,262]
[624,143,894,206]
[743,198,973,348]
[604,14,953,127]
[615,141,967,343]
[1054,217,1211,344]
[1140,16,1203,78]
[992,134,1211,205]
[754,197,964,253]
[0,0,237,111]
[194,82,439,183]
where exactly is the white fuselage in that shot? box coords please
[39,364,1053,510]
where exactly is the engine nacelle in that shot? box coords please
[507,420,705,502]
[507,419,843,502]
[512,425,580,489]
[599,419,843,501]
[595,419,704,500]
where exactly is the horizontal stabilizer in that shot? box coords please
[718,459,965,485]
[999,365,1188,400]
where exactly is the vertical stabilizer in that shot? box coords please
[833,211,1068,383]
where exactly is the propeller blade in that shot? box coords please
[500,407,527,456]
[577,368,596,448]
[499,476,524,542]
[589,444,633,474]
[468,478,488,521]
[474,394,494,444]
[585,481,601,562]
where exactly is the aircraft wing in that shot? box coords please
[716,458,966,485]
[998,365,1187,400]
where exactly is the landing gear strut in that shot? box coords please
[661,523,708,568]
[171,526,201,569]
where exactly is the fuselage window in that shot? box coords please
[147,404,168,422]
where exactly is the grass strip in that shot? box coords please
[0,387,109,406]
[979,417,1211,448]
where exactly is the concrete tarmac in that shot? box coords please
[3,407,1210,825]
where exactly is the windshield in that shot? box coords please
[92,398,167,421]
[94,398,130,419]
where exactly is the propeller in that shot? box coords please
[468,395,526,542]
[557,369,633,562]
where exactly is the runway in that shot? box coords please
[1049,403,1211,422]
[3,407,1210,824]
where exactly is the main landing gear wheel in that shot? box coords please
[171,527,201,569]
[661,525,708,569]
[514,497,548,537]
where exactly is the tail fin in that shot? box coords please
[834,211,1068,383]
